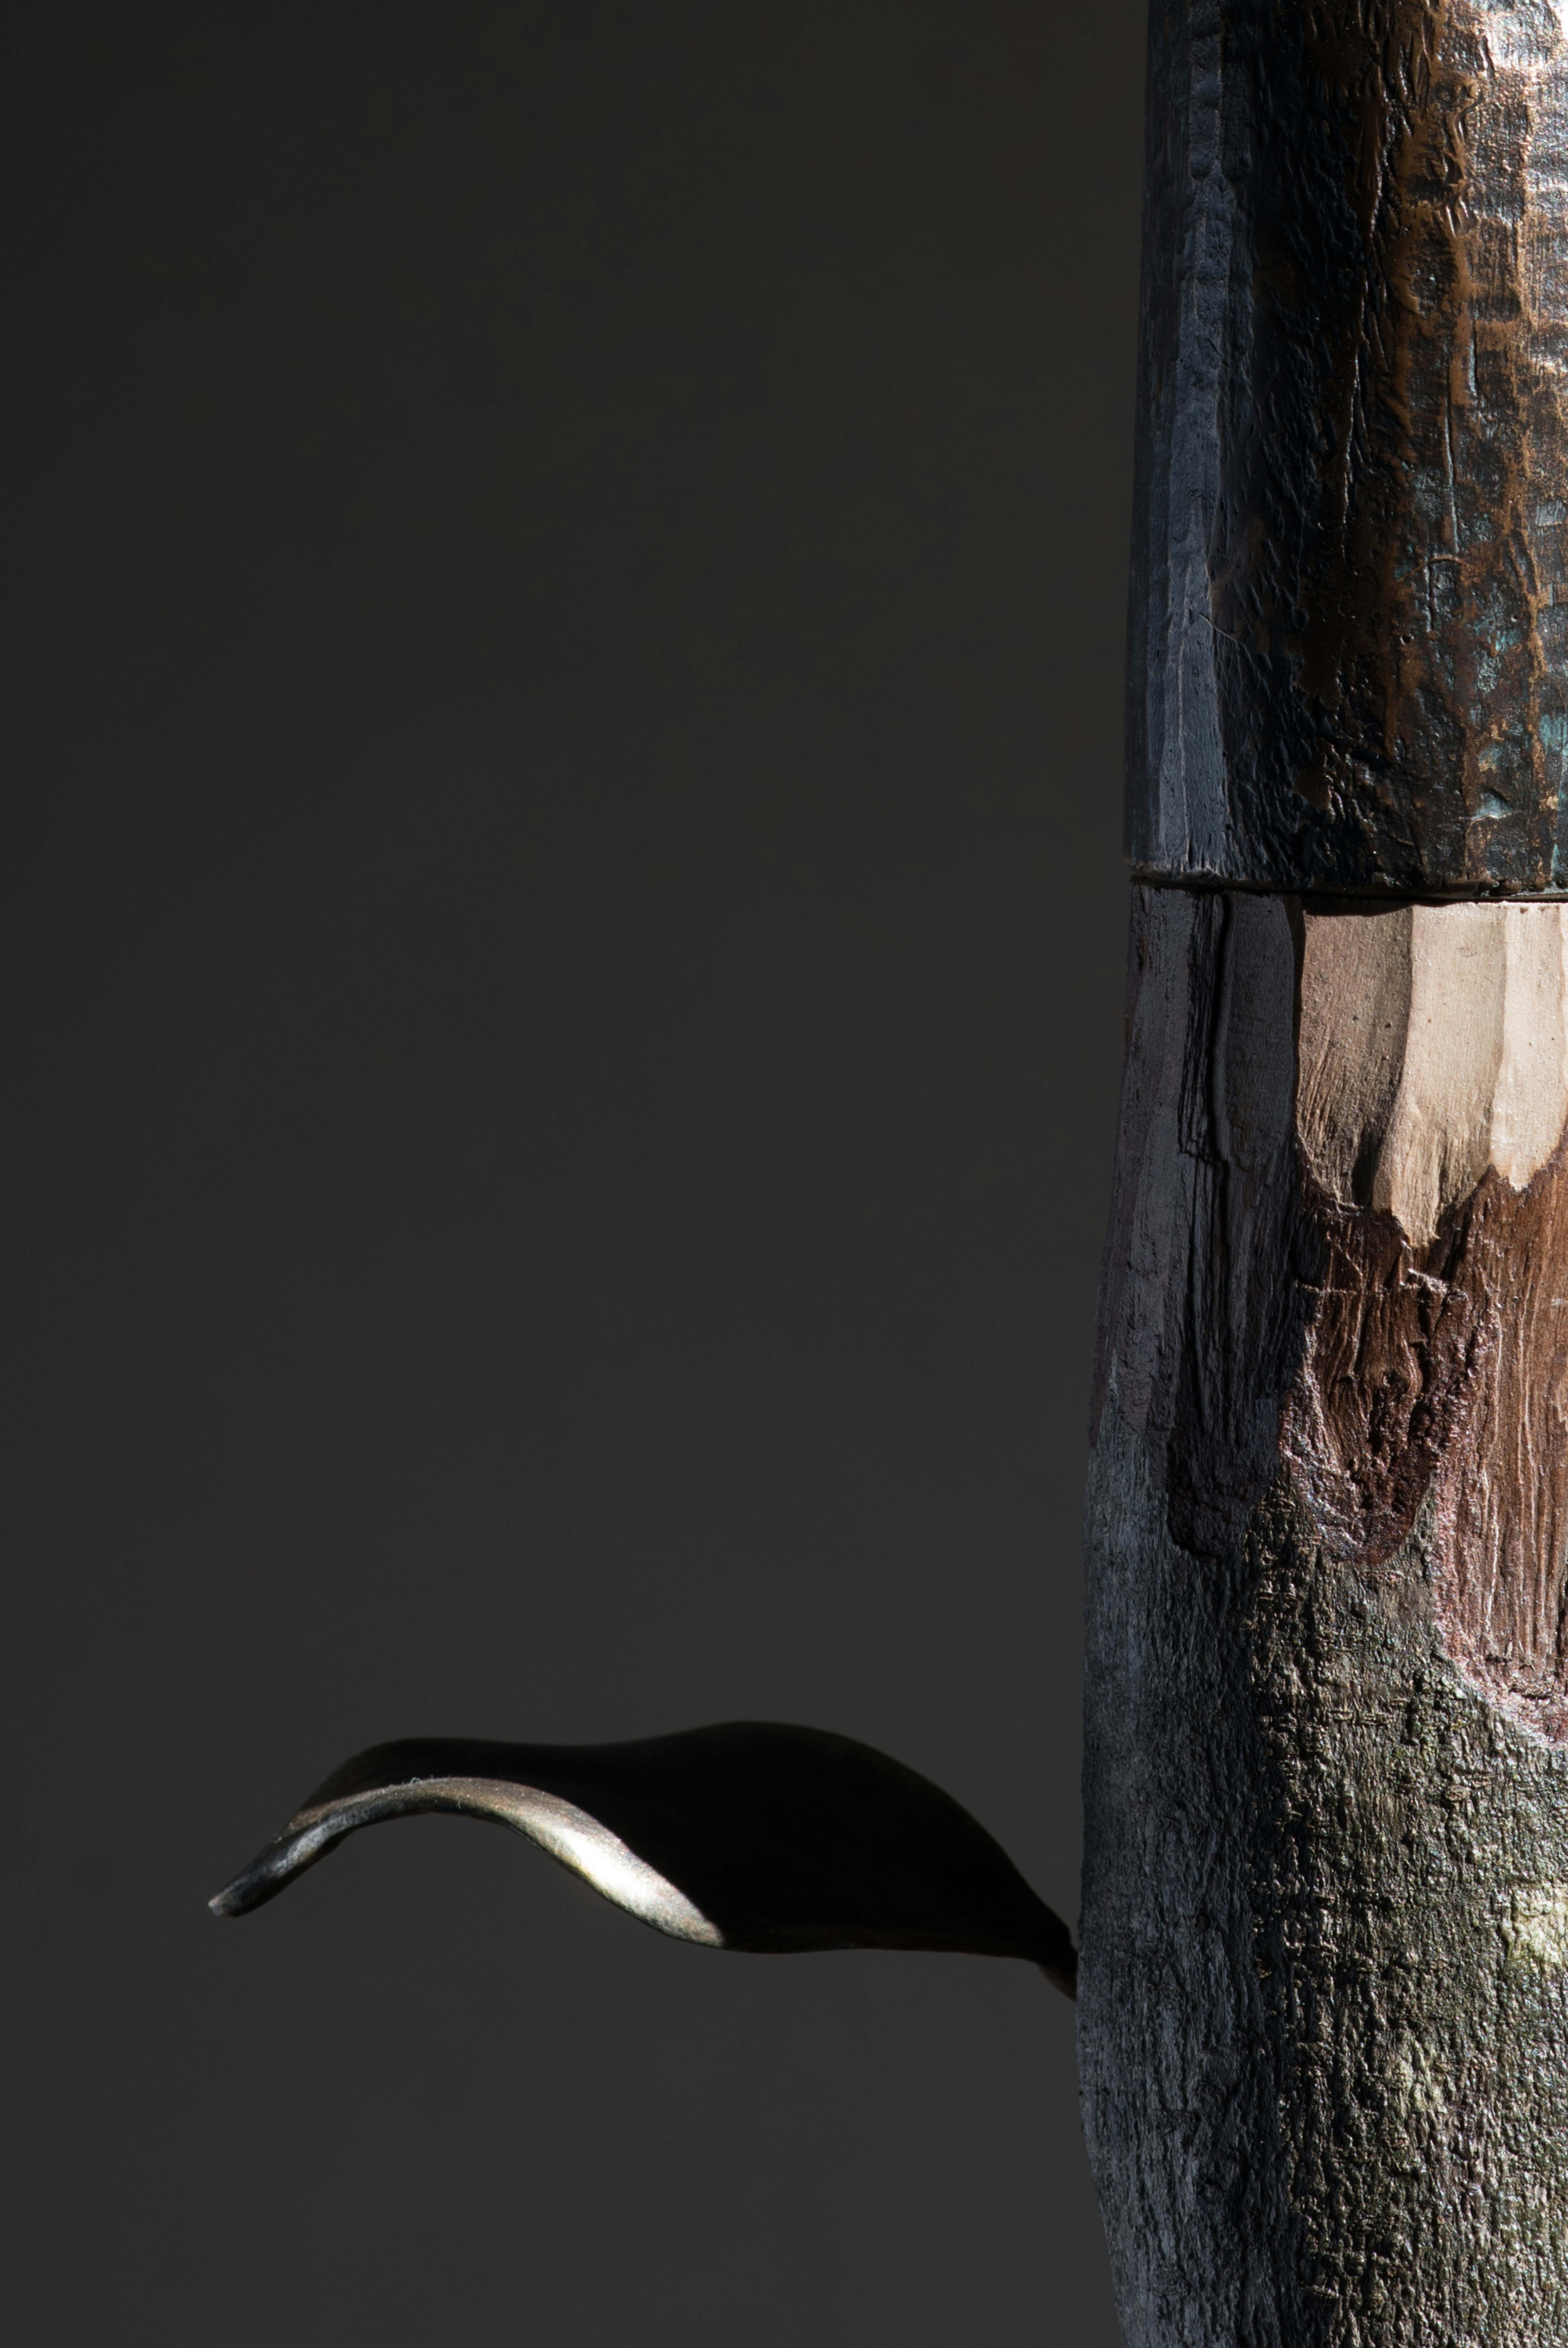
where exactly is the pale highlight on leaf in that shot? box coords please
[210,1721,1076,1995]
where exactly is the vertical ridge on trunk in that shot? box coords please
[1085,5,1568,2338]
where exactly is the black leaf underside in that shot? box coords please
[210,1720,1076,1996]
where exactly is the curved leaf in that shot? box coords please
[210,1720,1076,1994]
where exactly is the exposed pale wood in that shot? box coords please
[1082,887,1568,2346]
[1297,903,1568,1246]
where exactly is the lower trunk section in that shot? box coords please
[1081,886,1568,2347]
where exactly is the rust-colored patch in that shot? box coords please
[1289,1139,1568,1740]
[1432,1147,1568,1737]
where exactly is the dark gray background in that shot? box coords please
[11,4,1142,2339]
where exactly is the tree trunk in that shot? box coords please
[1081,7,1568,2343]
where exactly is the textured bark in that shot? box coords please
[1081,888,1568,2344]
[1089,6,1568,2334]
[1128,0,1568,893]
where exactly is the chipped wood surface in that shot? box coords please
[1092,5,1568,2334]
[1081,887,1568,2344]
[1296,904,1568,1244]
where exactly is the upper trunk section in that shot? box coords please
[1128,0,1568,895]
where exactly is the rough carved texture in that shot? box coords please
[1129,0,1568,891]
[1082,887,1568,2345]
[1290,900,1568,1730]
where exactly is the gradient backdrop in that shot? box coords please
[12,5,1143,2339]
